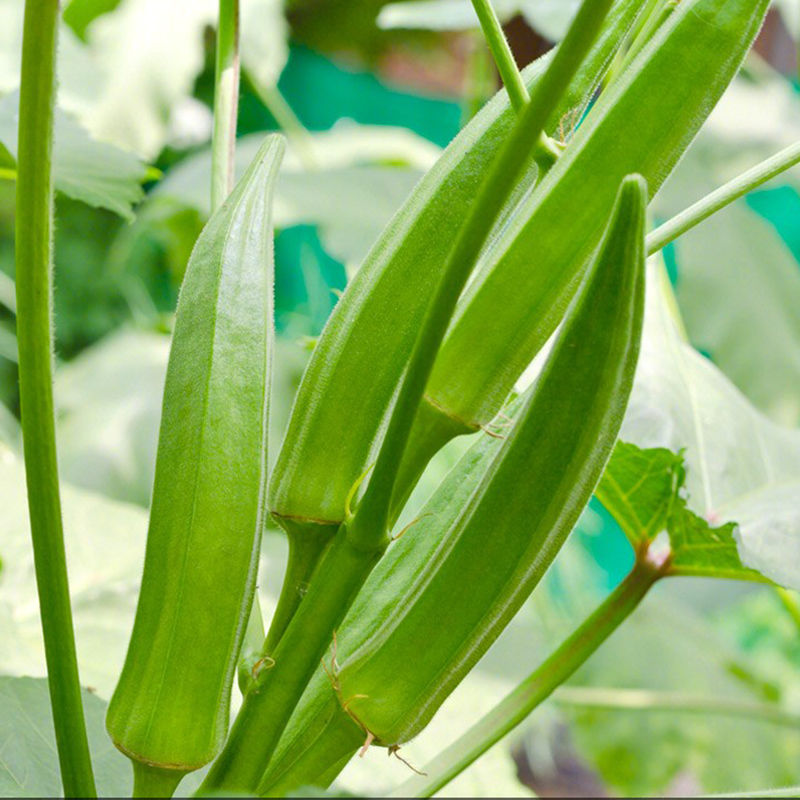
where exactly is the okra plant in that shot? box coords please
[7,0,800,796]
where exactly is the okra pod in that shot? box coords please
[260,174,647,793]
[106,136,284,795]
[398,0,770,502]
[265,0,642,639]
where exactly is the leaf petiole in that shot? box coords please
[647,140,800,254]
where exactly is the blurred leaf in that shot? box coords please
[79,0,217,158]
[54,328,310,505]
[377,0,581,41]
[240,0,288,94]
[654,71,800,425]
[55,329,170,506]
[154,126,438,265]
[0,439,294,701]
[0,0,103,116]
[547,593,800,796]
[0,399,18,449]
[78,0,288,158]
[0,443,147,696]
[0,676,131,797]
[0,91,146,219]
[620,262,800,590]
[63,0,123,39]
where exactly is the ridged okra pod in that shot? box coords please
[267,0,643,531]
[399,0,770,497]
[106,136,285,795]
[259,175,647,793]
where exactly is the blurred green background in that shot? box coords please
[1,1,800,796]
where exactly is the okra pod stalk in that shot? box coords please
[106,136,285,795]
[15,1,97,796]
[260,174,647,795]
[265,0,643,642]
[394,554,665,797]
[392,0,770,514]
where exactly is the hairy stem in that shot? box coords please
[647,140,800,254]
[469,0,527,111]
[392,558,661,798]
[211,0,240,211]
[15,1,96,796]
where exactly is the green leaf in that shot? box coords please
[597,440,762,582]
[0,676,130,797]
[596,441,684,545]
[620,262,800,590]
[0,91,147,219]
[667,505,756,581]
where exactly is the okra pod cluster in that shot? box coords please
[268,0,644,533]
[269,0,769,592]
[406,0,770,488]
[260,174,647,793]
[106,137,284,794]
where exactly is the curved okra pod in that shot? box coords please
[106,136,285,796]
[259,174,647,794]
[394,0,771,510]
[264,0,643,642]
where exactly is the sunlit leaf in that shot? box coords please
[0,676,130,797]
[0,91,146,219]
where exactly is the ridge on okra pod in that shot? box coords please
[105,136,285,796]
[258,174,647,795]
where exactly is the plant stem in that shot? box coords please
[775,586,800,634]
[392,558,661,798]
[469,0,528,112]
[211,0,240,211]
[349,0,618,551]
[646,140,800,254]
[200,529,379,793]
[552,686,800,729]
[15,1,96,797]
[468,0,561,163]
[254,83,318,169]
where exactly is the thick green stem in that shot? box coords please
[392,558,661,798]
[349,0,617,551]
[132,763,184,799]
[15,1,97,797]
[199,529,381,793]
[646,140,800,254]
[211,0,240,211]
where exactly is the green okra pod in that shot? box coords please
[259,174,647,793]
[106,136,285,795]
[396,0,770,503]
[264,0,643,640]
